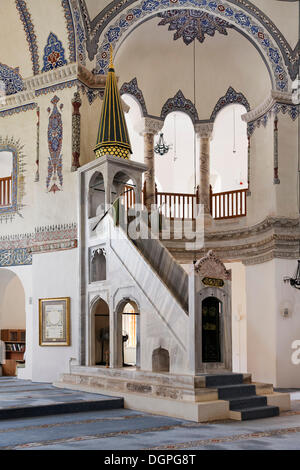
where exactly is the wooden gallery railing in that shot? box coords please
[0,176,12,207]
[210,186,247,220]
[122,184,247,221]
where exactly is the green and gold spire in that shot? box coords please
[94,46,132,159]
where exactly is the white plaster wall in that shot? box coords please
[80,92,102,166]
[0,0,33,78]
[246,260,277,385]
[31,249,79,383]
[123,94,144,166]
[115,18,271,119]
[246,119,276,226]
[274,259,300,388]
[246,114,299,226]
[275,114,299,218]
[225,262,247,374]
[251,0,299,49]
[246,259,300,388]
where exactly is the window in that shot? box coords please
[211,104,248,193]
[0,151,13,207]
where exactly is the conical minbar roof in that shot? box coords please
[94,47,132,159]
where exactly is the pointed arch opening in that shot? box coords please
[0,268,26,376]
[91,298,110,366]
[116,299,140,369]
[211,104,248,193]
[88,170,105,218]
[157,111,196,194]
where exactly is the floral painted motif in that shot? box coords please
[120,77,148,115]
[210,86,250,121]
[42,33,67,72]
[95,0,288,91]
[15,0,39,75]
[160,89,199,122]
[61,0,76,63]
[158,9,233,45]
[0,63,24,95]
[47,96,63,193]
[0,249,32,267]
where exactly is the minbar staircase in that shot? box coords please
[206,374,279,421]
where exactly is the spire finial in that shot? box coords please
[109,44,114,69]
[94,44,132,160]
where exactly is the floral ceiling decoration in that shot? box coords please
[157,9,233,45]
[0,63,24,96]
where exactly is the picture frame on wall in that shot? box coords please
[39,297,70,346]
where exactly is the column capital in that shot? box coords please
[135,117,164,136]
[195,122,214,139]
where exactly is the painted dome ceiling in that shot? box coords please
[0,0,298,97]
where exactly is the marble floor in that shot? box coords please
[0,377,300,450]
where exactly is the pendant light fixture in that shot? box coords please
[154,133,170,156]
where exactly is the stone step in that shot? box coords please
[228,395,267,410]
[67,366,252,390]
[217,384,256,399]
[230,405,280,421]
[0,396,124,421]
[205,373,244,387]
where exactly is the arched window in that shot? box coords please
[117,300,140,368]
[122,94,144,164]
[157,111,196,194]
[0,151,13,207]
[211,104,248,192]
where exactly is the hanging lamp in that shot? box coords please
[154,133,170,156]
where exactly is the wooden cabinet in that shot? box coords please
[1,329,26,376]
[1,329,25,343]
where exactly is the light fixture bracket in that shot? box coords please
[284,260,300,289]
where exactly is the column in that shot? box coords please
[195,123,213,215]
[136,118,163,211]
[35,107,40,182]
[71,91,82,172]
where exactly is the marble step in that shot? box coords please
[228,395,267,410]
[205,373,244,387]
[230,405,280,421]
[217,384,256,399]
[0,396,124,421]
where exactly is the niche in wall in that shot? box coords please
[152,347,170,373]
[90,248,106,283]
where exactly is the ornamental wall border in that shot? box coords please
[164,216,300,265]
